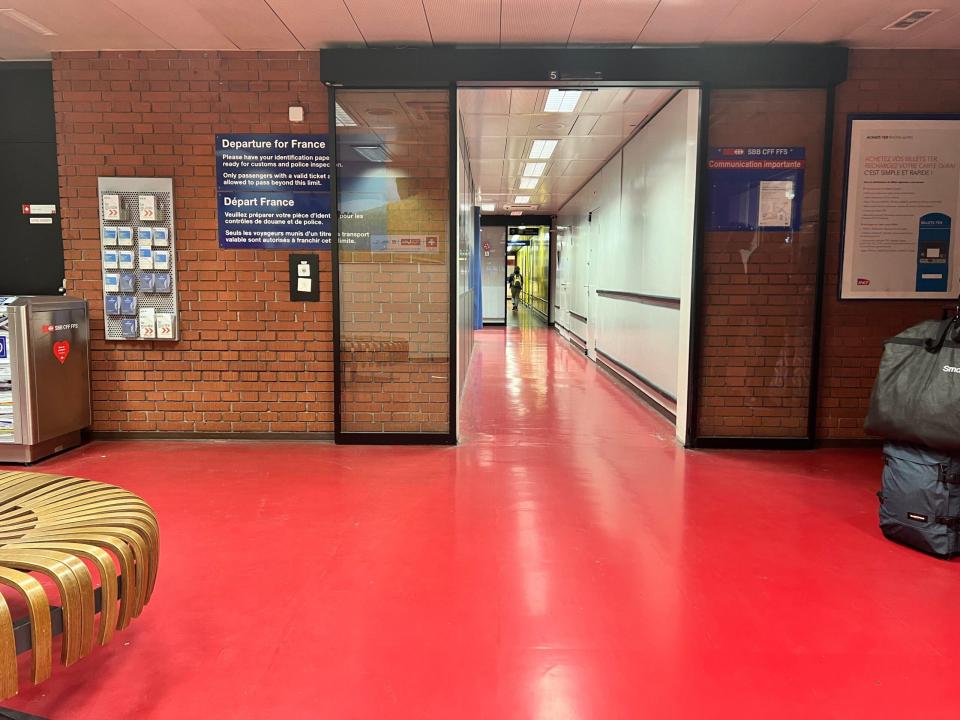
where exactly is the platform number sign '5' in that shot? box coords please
[0,336,6,360]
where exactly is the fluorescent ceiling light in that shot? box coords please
[544,89,581,113]
[0,9,56,35]
[529,139,558,159]
[335,103,358,127]
[510,211,523,216]
[480,203,496,212]
[518,177,538,190]
[353,145,390,162]
[514,196,530,204]
[523,162,546,177]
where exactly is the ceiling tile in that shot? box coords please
[509,89,543,114]
[637,0,741,44]
[461,89,511,114]
[707,0,821,43]
[187,0,302,49]
[842,3,960,47]
[568,0,659,44]
[343,0,432,44]
[501,0,581,44]
[892,11,960,48]
[422,0,500,44]
[266,0,365,47]
[107,0,235,48]
[570,115,600,136]
[0,0,170,52]
[773,0,933,44]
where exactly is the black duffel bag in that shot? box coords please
[865,315,960,450]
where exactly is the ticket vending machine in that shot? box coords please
[0,296,91,463]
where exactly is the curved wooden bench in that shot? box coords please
[0,471,159,700]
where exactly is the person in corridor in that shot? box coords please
[509,267,523,311]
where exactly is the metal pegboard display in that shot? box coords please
[96,178,179,341]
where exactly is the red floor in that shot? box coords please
[1,322,957,719]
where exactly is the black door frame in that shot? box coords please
[321,46,848,448]
[329,85,459,445]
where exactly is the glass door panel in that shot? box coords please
[334,89,452,440]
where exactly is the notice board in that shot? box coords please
[215,134,332,250]
[840,115,960,299]
[706,147,805,232]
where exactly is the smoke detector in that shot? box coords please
[883,9,940,30]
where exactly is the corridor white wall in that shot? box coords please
[555,90,700,444]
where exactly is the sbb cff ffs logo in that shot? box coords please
[41,323,79,333]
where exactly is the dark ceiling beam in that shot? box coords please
[318,45,848,88]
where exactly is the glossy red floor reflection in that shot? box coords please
[2,321,956,719]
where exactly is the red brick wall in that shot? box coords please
[52,48,960,440]
[818,49,960,440]
[697,89,827,438]
[53,51,333,434]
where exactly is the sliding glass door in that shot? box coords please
[331,88,455,443]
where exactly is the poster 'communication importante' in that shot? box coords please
[840,116,960,299]
[706,147,805,232]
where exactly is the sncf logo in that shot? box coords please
[943,365,960,374]
[857,278,871,286]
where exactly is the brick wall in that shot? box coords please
[697,89,827,438]
[818,49,960,440]
[53,51,333,434]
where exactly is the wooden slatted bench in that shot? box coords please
[0,471,159,708]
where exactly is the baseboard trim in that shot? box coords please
[815,438,883,449]
[693,436,813,450]
[595,361,677,425]
[88,431,335,442]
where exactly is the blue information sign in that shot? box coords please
[218,192,331,250]
[0,336,6,360]
[916,212,952,292]
[706,147,805,232]
[216,134,331,249]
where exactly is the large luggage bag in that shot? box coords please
[865,317,960,450]
[878,442,960,558]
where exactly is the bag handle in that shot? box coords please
[924,317,957,353]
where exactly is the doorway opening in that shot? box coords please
[457,86,702,444]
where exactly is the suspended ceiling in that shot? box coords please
[460,87,674,214]
[3,1,960,59]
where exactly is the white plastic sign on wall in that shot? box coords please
[103,194,120,221]
[139,195,157,222]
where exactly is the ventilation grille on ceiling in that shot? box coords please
[883,9,940,30]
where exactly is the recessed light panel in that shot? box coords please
[0,8,56,35]
[481,203,496,212]
[514,196,530,204]
[335,103,358,127]
[544,89,581,113]
[354,145,390,162]
[529,139,558,159]
[523,163,546,177]
[519,177,538,190]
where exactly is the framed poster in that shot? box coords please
[706,147,805,232]
[840,115,960,299]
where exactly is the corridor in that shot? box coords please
[2,326,957,719]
